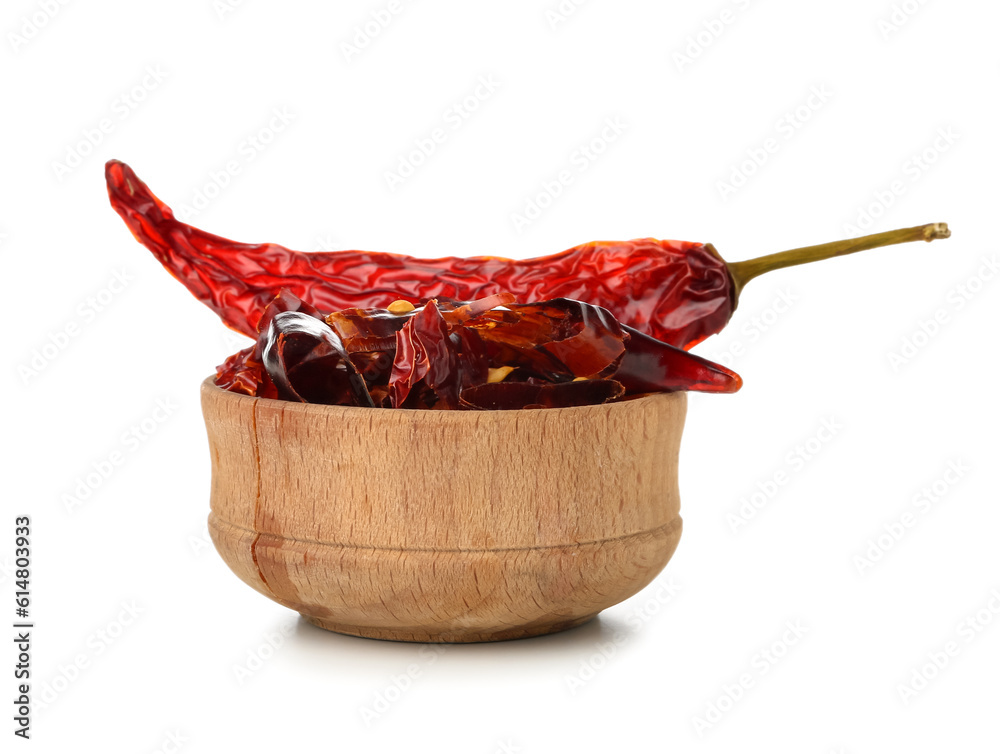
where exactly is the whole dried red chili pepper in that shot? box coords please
[107,160,949,349]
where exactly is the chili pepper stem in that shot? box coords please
[726,222,950,298]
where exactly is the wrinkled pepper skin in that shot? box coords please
[106,160,734,349]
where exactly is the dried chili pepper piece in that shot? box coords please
[616,325,741,394]
[261,311,375,407]
[215,288,323,399]
[325,307,413,353]
[463,298,626,382]
[459,380,626,410]
[323,305,418,406]
[390,301,456,408]
[108,159,949,350]
[389,301,492,409]
[439,292,517,324]
[215,289,371,404]
[215,345,267,397]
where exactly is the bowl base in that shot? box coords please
[301,612,599,643]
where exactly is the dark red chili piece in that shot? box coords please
[460,380,626,411]
[261,311,375,407]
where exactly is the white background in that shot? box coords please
[3,0,999,751]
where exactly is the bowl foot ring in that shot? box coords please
[300,612,600,643]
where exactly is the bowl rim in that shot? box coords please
[201,375,685,419]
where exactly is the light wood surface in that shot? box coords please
[202,377,687,642]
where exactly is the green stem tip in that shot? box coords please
[726,222,951,298]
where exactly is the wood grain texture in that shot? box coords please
[201,377,687,642]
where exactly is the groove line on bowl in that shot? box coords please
[210,512,681,554]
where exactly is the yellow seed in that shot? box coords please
[488,366,516,383]
[572,376,589,382]
[387,300,415,315]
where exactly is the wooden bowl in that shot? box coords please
[202,377,686,642]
